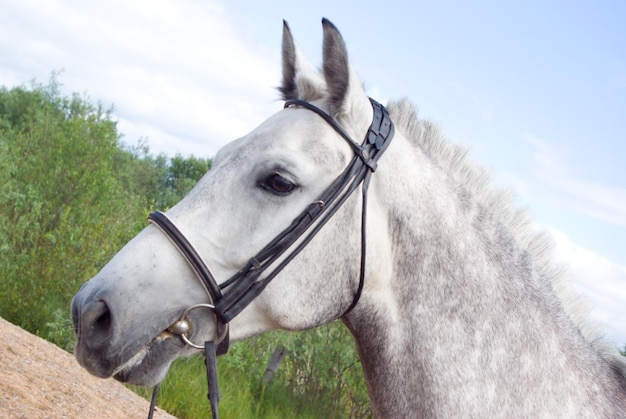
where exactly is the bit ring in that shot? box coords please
[170,303,229,349]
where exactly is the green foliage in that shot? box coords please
[111,139,167,209]
[160,154,211,209]
[0,76,146,345]
[113,140,211,211]
[45,308,76,352]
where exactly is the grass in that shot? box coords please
[130,354,335,418]
[128,325,371,418]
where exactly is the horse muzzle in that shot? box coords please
[71,287,185,386]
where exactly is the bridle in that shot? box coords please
[146,98,394,418]
[146,97,394,419]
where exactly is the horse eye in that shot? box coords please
[264,174,297,195]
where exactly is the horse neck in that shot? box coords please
[344,136,626,417]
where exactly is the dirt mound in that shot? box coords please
[0,317,175,418]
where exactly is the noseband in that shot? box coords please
[146,98,394,418]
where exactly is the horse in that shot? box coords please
[71,19,626,417]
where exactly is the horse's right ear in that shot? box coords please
[279,20,298,100]
[279,20,325,101]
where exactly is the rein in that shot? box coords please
[146,97,394,418]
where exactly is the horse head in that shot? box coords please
[71,19,392,387]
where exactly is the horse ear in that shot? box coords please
[279,20,325,101]
[321,18,370,123]
[279,20,298,100]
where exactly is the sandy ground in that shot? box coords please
[0,317,175,418]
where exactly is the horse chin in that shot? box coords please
[111,331,184,387]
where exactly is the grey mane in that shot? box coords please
[386,98,626,378]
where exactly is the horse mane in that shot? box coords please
[386,98,626,375]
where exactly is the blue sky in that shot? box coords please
[1,0,624,346]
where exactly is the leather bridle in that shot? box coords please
[145,97,394,419]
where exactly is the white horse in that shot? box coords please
[72,19,626,417]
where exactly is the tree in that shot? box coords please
[112,139,167,209]
[158,154,211,209]
[112,140,212,211]
[0,76,146,342]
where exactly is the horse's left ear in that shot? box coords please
[321,18,371,125]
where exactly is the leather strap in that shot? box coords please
[214,98,394,322]
[148,211,230,355]
[205,341,220,419]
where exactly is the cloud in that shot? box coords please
[523,133,571,177]
[523,133,626,228]
[497,136,626,346]
[0,0,283,157]
[549,228,626,347]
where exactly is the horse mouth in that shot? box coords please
[111,330,184,386]
[112,331,170,376]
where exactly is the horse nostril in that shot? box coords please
[82,300,113,344]
[95,306,111,330]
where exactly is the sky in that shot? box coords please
[1,0,624,347]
